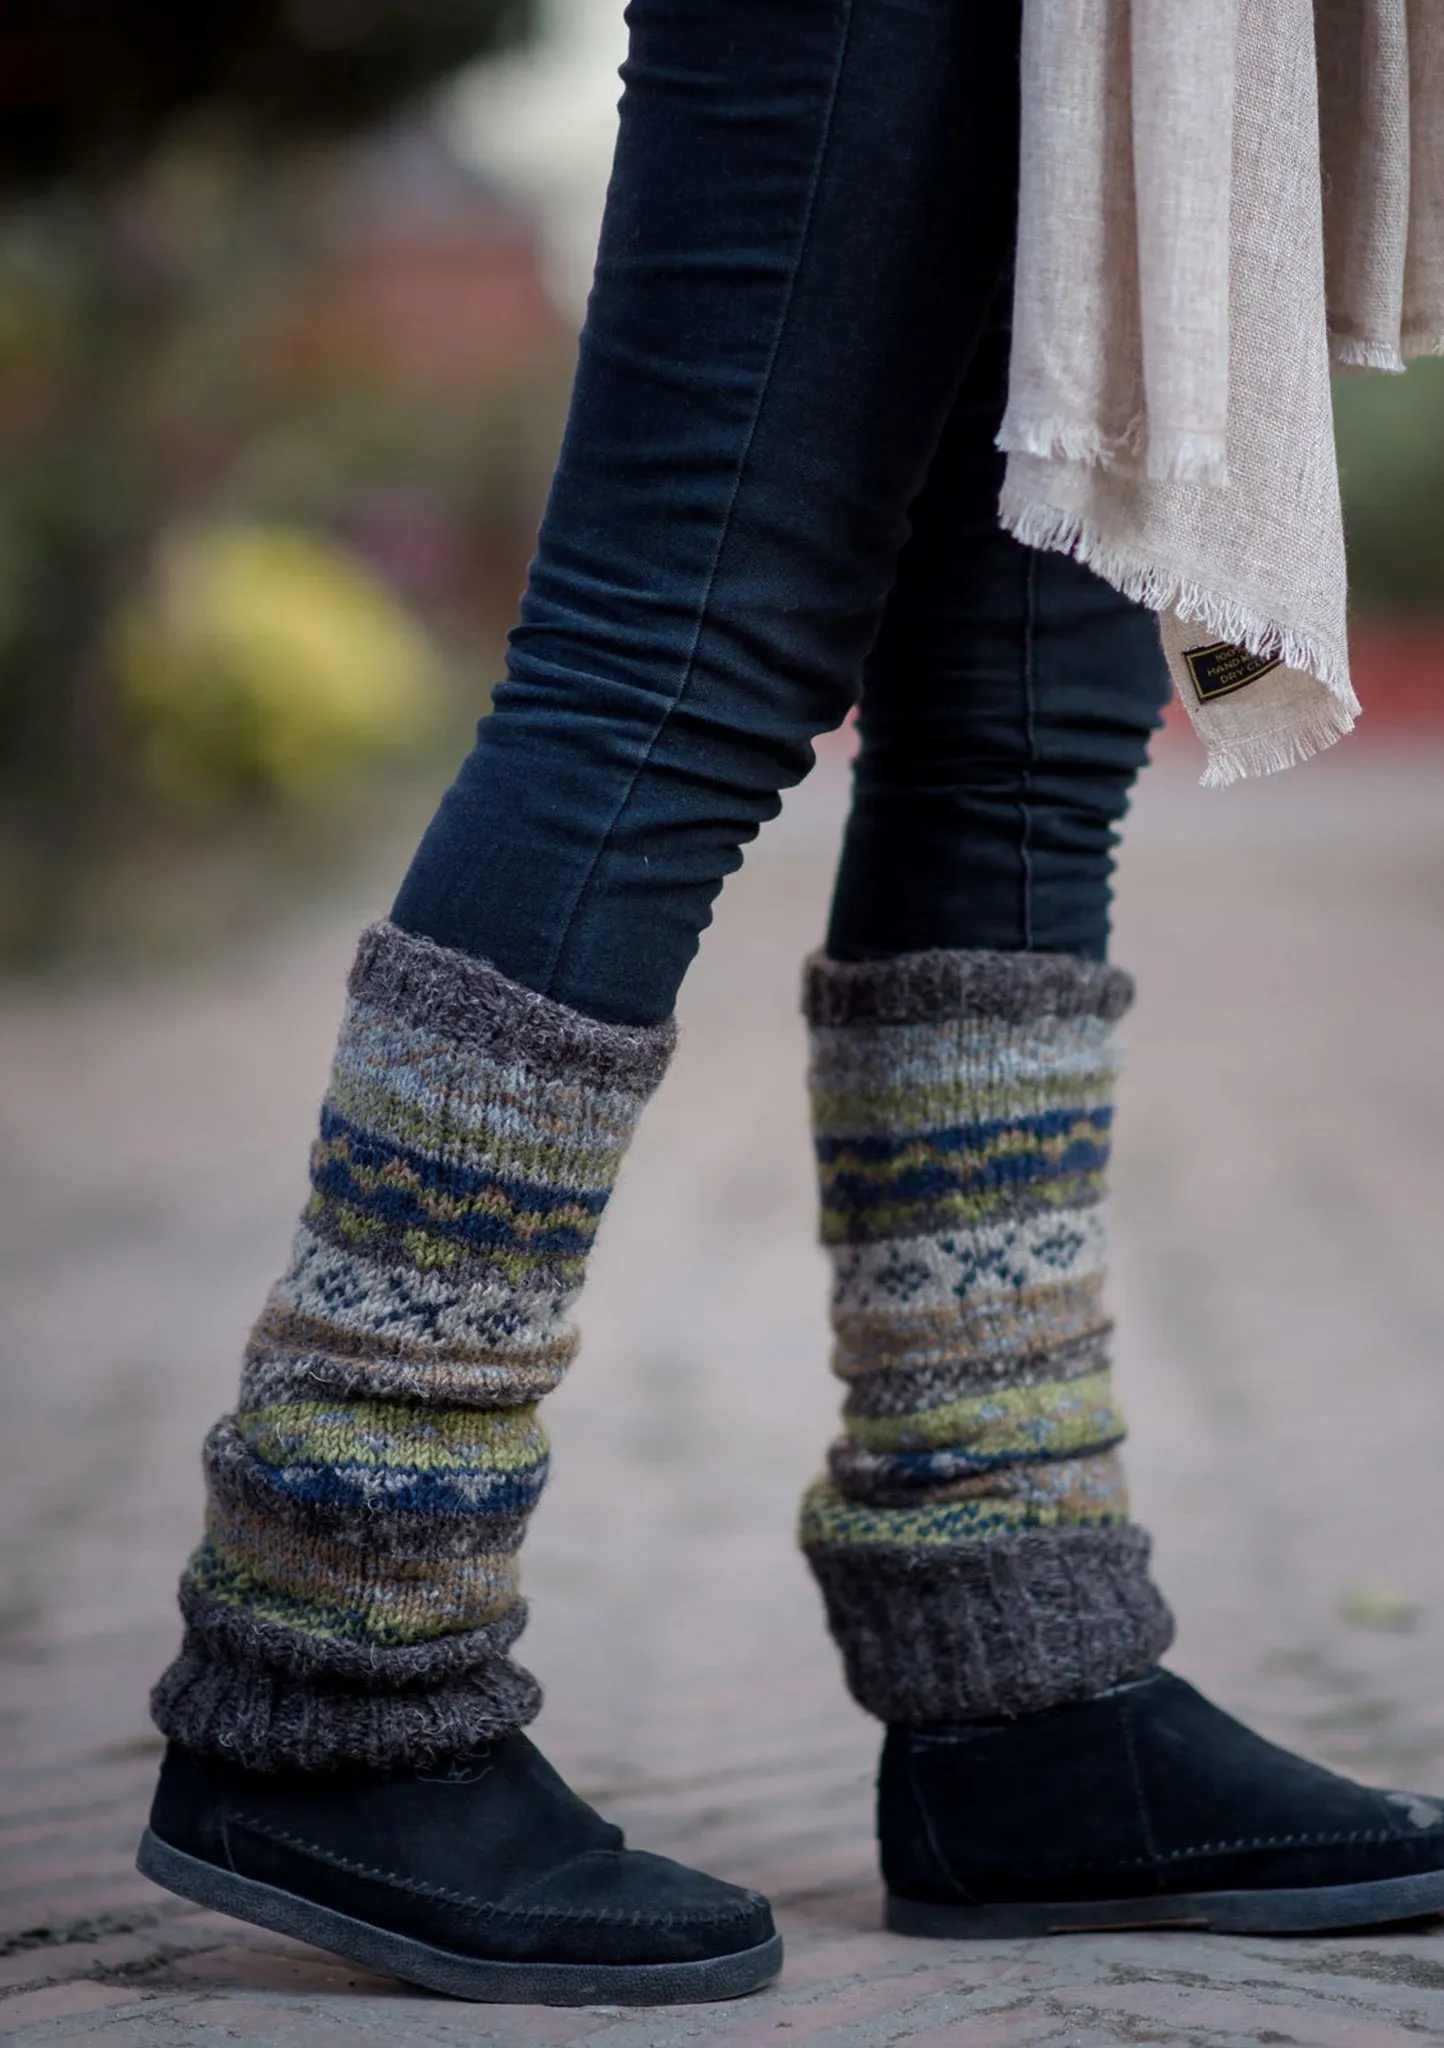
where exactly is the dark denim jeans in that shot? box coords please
[392,0,1171,1027]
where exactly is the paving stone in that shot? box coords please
[4,737,1444,2044]
[0,1980,138,2030]
[0,1913,234,1995]
[168,1941,397,1995]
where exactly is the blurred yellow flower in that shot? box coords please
[114,523,445,807]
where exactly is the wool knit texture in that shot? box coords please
[800,948,1174,1724]
[151,921,673,1771]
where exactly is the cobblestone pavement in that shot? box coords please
[6,735,1444,2045]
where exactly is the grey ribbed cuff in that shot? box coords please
[805,1525,1174,1724]
[150,1593,542,1773]
[357,920,676,1090]
[803,947,1134,1029]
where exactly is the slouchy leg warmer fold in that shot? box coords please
[151,922,672,1772]
[799,948,1174,1725]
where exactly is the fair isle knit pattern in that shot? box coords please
[800,949,1173,1725]
[151,922,673,1772]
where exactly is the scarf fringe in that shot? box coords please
[1000,492,1360,788]
[1145,432,1229,489]
[1195,698,1359,789]
[1002,417,1228,488]
[1330,334,1407,372]
[1001,495,1352,689]
[1000,414,1149,470]
[1332,330,1444,369]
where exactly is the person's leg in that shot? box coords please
[823,297,1168,969]
[389,0,1021,1027]
[800,304,1444,1938]
[142,0,1031,2003]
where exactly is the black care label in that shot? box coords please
[1182,641,1283,704]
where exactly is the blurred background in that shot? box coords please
[0,0,1441,966]
[5,6,1444,2034]
[0,0,601,965]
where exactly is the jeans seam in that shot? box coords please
[1019,549,1039,950]
[539,0,859,1001]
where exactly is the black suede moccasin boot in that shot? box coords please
[880,1669,1444,1937]
[138,1731,781,2004]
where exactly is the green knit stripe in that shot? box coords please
[327,1062,633,1194]
[798,1452,1130,1548]
[809,1011,1119,1138]
[843,1367,1122,1459]
[819,1172,1108,1246]
[238,1400,548,1479]
[186,1529,520,1648]
[810,1064,1119,1142]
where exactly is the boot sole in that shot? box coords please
[137,1829,783,2005]
[887,1867,1444,1939]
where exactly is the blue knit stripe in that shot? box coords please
[822,1136,1110,1213]
[813,1103,1113,1166]
[839,1432,1128,1489]
[251,1461,549,1518]
[317,1104,611,1222]
[306,1183,599,1265]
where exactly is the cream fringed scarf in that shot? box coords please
[999,0,1444,787]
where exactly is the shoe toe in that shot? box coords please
[504,1847,776,1965]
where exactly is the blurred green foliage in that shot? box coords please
[0,0,570,965]
[1337,356,1444,614]
[114,522,446,807]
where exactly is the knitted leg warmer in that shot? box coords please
[151,922,672,1772]
[799,948,1174,1725]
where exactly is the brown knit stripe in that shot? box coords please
[241,1345,573,1416]
[250,1299,579,1381]
[197,1509,522,1643]
[839,1337,1112,1430]
[834,1286,1111,1385]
